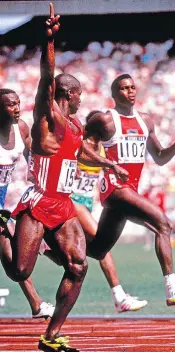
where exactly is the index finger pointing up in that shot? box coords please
[50,2,54,18]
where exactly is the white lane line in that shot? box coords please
[77,342,175,349]
[139,335,175,339]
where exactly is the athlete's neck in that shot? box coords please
[56,99,72,122]
[115,105,134,117]
[0,121,12,135]
[0,123,12,144]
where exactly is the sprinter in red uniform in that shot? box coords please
[9,7,85,352]
[85,73,175,308]
[2,5,127,352]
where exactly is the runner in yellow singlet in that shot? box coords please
[71,144,105,213]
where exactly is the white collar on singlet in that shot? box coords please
[102,108,148,148]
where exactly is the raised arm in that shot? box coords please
[146,115,175,166]
[33,3,60,125]
[32,3,61,155]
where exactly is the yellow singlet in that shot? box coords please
[78,145,105,174]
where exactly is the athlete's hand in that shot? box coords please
[45,3,60,37]
[75,168,81,179]
[113,164,129,183]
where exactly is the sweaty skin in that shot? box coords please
[0,89,46,315]
[84,76,174,282]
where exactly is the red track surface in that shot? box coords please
[0,318,174,351]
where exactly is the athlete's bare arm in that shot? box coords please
[142,112,175,165]
[18,119,31,148]
[78,112,129,183]
[84,111,115,142]
[18,119,31,161]
[32,3,60,155]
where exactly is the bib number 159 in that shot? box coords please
[57,159,77,193]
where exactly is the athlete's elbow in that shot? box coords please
[155,157,166,166]
[87,244,106,260]
[155,160,165,166]
[153,153,165,166]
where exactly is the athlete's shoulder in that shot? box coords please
[72,117,83,131]
[85,110,112,141]
[137,111,153,132]
[87,110,111,127]
[17,119,31,149]
[137,111,150,119]
[18,118,29,136]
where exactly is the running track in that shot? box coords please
[0,317,174,351]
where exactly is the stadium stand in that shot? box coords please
[0,40,175,230]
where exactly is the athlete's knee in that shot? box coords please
[87,242,107,260]
[92,251,106,261]
[11,264,31,282]
[1,259,15,281]
[167,219,173,234]
[1,261,30,282]
[158,216,173,237]
[68,258,88,281]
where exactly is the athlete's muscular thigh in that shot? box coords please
[53,217,87,277]
[13,212,44,278]
[88,207,127,259]
[108,187,168,232]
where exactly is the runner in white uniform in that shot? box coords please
[0,123,25,209]
[0,88,54,318]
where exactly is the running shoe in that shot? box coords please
[32,302,55,319]
[38,334,80,352]
[115,296,147,313]
[166,283,175,306]
[126,293,138,300]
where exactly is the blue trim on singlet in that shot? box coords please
[0,185,8,209]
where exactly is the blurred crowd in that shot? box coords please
[1,39,175,224]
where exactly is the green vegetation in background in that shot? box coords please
[0,244,174,316]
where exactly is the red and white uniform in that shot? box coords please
[12,119,83,229]
[100,108,148,204]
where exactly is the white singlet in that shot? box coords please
[0,124,25,186]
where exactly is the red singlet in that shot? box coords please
[12,119,83,229]
[100,108,148,204]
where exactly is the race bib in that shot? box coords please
[0,164,16,185]
[57,159,77,193]
[73,172,99,197]
[118,135,146,163]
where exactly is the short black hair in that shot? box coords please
[0,89,16,100]
[86,110,101,124]
[55,73,81,100]
[111,74,132,98]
